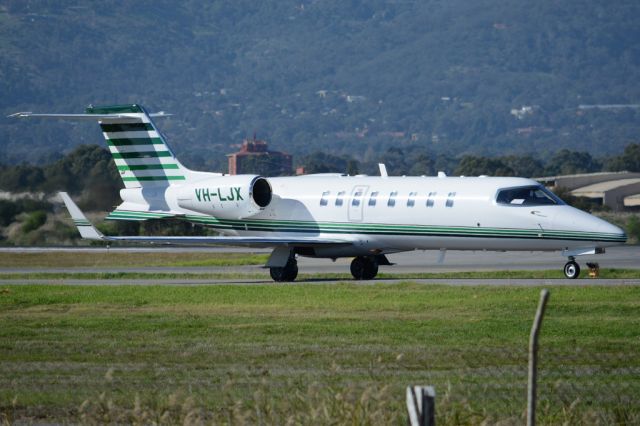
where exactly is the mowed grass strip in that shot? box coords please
[0,251,269,268]
[1,268,640,281]
[0,284,639,424]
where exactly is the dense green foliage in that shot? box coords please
[0,144,121,209]
[0,198,50,226]
[2,1,640,170]
[20,210,46,233]
[607,143,640,172]
[298,151,360,175]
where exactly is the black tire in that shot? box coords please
[283,263,298,281]
[269,267,285,282]
[563,261,580,279]
[350,256,379,280]
[270,259,298,282]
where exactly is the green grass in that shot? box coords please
[1,268,639,281]
[0,284,639,424]
[0,251,269,268]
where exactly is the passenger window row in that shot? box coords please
[319,191,457,208]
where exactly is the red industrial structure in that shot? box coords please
[227,137,292,175]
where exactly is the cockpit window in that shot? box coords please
[496,185,564,206]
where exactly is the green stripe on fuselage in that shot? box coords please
[106,210,175,221]
[101,210,625,243]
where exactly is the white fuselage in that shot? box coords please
[165,174,626,258]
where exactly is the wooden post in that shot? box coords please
[527,289,550,426]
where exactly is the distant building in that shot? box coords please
[510,106,535,119]
[537,171,640,211]
[227,138,292,176]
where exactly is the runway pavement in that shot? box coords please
[1,245,638,285]
[2,278,640,286]
[1,244,638,272]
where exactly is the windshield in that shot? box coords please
[496,185,564,206]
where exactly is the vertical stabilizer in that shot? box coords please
[87,104,190,188]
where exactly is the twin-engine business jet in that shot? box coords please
[12,105,627,280]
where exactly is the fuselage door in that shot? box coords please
[348,185,368,222]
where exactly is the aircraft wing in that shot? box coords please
[59,192,352,248]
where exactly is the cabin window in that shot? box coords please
[496,185,563,206]
[368,191,378,207]
[388,191,398,207]
[426,192,436,207]
[335,191,345,206]
[352,190,363,207]
[407,192,417,207]
[445,192,456,208]
[320,191,330,206]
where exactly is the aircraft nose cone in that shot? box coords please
[597,220,627,243]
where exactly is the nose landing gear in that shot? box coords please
[563,257,581,279]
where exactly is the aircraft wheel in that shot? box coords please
[269,258,298,282]
[563,261,580,279]
[350,256,379,280]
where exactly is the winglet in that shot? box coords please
[59,192,105,240]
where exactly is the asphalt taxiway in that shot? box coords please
[1,245,638,286]
[2,278,639,286]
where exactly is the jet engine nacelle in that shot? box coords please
[173,175,272,219]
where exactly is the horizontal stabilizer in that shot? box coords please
[12,104,189,189]
[9,112,171,120]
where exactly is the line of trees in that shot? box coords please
[297,143,640,178]
[0,145,122,211]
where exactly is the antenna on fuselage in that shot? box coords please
[378,163,388,178]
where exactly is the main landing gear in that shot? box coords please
[350,256,379,280]
[267,252,390,282]
[269,256,298,282]
[563,257,581,279]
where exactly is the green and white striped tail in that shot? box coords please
[87,104,188,188]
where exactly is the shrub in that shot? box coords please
[627,215,640,242]
[22,210,48,233]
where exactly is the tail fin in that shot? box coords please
[86,104,189,188]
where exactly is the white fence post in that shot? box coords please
[407,385,435,426]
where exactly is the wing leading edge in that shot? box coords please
[59,192,352,248]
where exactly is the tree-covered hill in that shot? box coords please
[2,0,639,171]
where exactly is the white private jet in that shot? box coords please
[11,104,626,280]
